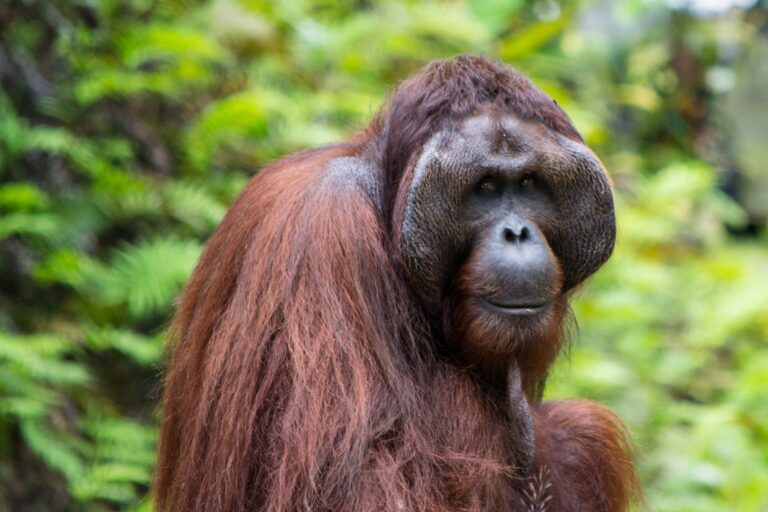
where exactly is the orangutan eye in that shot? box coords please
[519,174,536,190]
[476,177,500,196]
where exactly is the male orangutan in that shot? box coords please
[155,55,639,511]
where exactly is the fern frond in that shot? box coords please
[72,416,157,503]
[20,420,85,482]
[85,326,163,366]
[86,237,202,318]
[163,181,226,232]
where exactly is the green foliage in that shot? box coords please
[87,238,203,318]
[0,0,766,510]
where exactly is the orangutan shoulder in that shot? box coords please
[531,399,639,512]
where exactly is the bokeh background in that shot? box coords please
[1,0,767,510]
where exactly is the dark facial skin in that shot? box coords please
[398,110,615,379]
[461,158,561,316]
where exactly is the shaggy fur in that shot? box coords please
[154,56,639,511]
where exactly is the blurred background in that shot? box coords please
[0,0,767,510]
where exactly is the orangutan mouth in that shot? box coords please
[478,296,551,316]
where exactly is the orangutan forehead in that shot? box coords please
[456,112,554,154]
[413,112,598,185]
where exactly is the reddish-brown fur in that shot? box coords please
[155,56,639,511]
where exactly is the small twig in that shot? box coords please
[518,465,552,512]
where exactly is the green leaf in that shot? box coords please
[185,90,273,171]
[497,9,572,61]
[0,183,49,211]
[87,237,202,318]
[163,181,227,232]
[85,327,164,365]
[0,212,61,240]
[20,420,85,481]
[470,0,523,33]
